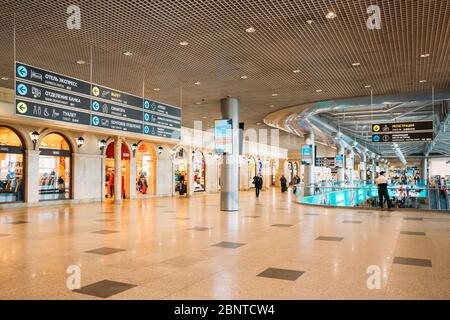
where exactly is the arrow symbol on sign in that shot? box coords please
[17,66,28,77]
[16,102,27,113]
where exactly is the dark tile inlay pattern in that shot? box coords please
[400,231,426,236]
[304,213,320,216]
[84,247,126,255]
[257,267,304,281]
[342,220,363,224]
[244,215,260,218]
[6,221,30,224]
[316,236,344,242]
[404,217,423,221]
[98,211,114,214]
[188,227,213,231]
[73,279,136,298]
[212,241,246,249]
[271,224,294,227]
[393,256,432,267]
[0,233,11,237]
[91,230,120,235]
[174,217,191,220]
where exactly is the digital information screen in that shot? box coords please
[214,119,233,155]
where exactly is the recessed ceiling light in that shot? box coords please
[202,116,207,119]
[316,89,323,93]
[326,11,337,19]
[245,27,256,33]
[240,75,248,79]
[195,102,202,105]
[364,85,372,88]
[420,53,430,58]
[306,20,313,25]
[352,62,361,66]
[256,122,262,125]
[153,88,160,91]
[123,51,133,56]
[293,69,301,73]
[194,81,201,85]
[269,104,275,108]
[179,41,189,46]
[76,60,86,65]
[271,93,278,97]
[1,76,9,80]
[419,79,427,83]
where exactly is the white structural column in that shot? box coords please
[156,158,173,196]
[421,157,428,185]
[360,153,367,184]
[187,148,195,196]
[26,149,40,203]
[347,148,355,183]
[114,136,122,204]
[303,131,315,196]
[220,97,240,211]
[129,153,137,199]
[371,158,376,184]
[337,143,345,184]
[100,153,106,201]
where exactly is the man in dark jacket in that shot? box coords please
[280,175,288,192]
[253,174,263,198]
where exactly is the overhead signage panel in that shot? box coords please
[315,157,336,167]
[144,99,181,118]
[16,81,90,111]
[371,121,433,133]
[16,62,91,95]
[15,99,91,125]
[143,124,181,140]
[91,100,142,121]
[372,132,433,143]
[91,114,143,134]
[214,119,233,154]
[143,112,181,129]
[91,85,143,108]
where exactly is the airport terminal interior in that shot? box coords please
[0,0,449,301]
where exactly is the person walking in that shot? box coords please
[253,173,263,198]
[280,175,287,193]
[376,171,393,210]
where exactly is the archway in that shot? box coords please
[136,143,156,195]
[0,126,25,203]
[105,141,130,199]
[173,147,188,194]
[39,132,72,201]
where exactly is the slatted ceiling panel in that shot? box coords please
[0,1,449,139]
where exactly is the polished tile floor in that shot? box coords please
[0,189,449,300]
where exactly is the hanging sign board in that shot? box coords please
[214,119,233,154]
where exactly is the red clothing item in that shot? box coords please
[109,173,115,186]
[121,175,125,196]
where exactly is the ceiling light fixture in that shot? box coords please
[245,27,256,33]
[240,75,248,79]
[419,79,427,83]
[179,41,189,46]
[195,102,202,105]
[352,62,361,66]
[420,53,430,58]
[1,76,9,80]
[293,69,301,73]
[123,51,133,56]
[316,89,323,93]
[306,20,313,25]
[194,81,201,85]
[271,93,278,97]
[153,88,160,91]
[326,11,337,19]
[76,60,86,65]
[269,105,275,108]
[364,85,372,88]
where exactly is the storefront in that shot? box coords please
[271,161,277,186]
[0,126,25,203]
[248,157,256,188]
[192,150,205,192]
[174,147,188,193]
[136,143,156,196]
[105,141,130,199]
[38,133,72,201]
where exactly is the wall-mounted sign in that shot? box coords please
[0,146,24,154]
[91,85,143,108]
[335,154,344,168]
[16,62,91,95]
[214,119,233,154]
[301,144,313,165]
[16,81,90,110]
[143,112,181,129]
[143,124,181,140]
[371,121,433,133]
[39,148,72,157]
[91,114,142,133]
[91,100,142,121]
[16,99,91,125]
[372,132,433,143]
[143,99,181,118]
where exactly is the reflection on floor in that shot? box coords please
[0,189,449,300]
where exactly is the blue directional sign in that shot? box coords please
[16,83,28,96]
[144,125,150,134]
[17,65,28,78]
[144,113,150,121]
[92,101,100,111]
[372,135,381,142]
[92,116,100,126]
[144,100,150,109]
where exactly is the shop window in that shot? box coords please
[136,143,155,195]
[105,141,130,199]
[0,127,25,203]
[174,148,188,194]
[39,133,71,201]
[193,150,205,192]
